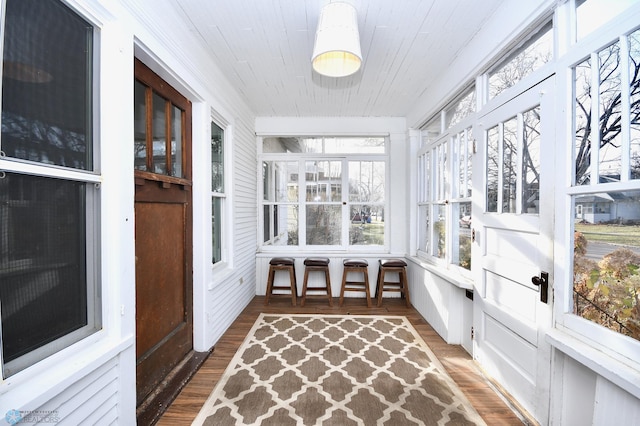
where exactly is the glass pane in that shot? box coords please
[349,205,384,245]
[573,191,640,341]
[152,92,167,174]
[456,128,473,199]
[489,24,552,99]
[445,87,476,129]
[0,173,98,369]
[134,81,148,171]
[631,29,640,180]
[432,204,446,259]
[211,122,224,192]
[306,161,341,202]
[171,104,183,177]
[575,57,592,185]
[418,205,429,253]
[577,0,635,41]
[349,161,384,202]
[263,161,298,202]
[212,198,221,263]
[503,117,518,213]
[454,202,472,270]
[598,43,623,183]
[1,0,93,170]
[283,205,299,245]
[487,125,500,212]
[306,205,341,245]
[523,107,541,213]
[263,205,271,242]
[422,116,441,146]
[324,137,385,154]
[436,144,447,201]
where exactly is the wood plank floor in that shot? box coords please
[157,296,525,425]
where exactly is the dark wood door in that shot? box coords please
[134,59,193,405]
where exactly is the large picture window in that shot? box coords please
[0,0,100,376]
[260,137,386,250]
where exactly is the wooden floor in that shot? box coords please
[157,296,525,426]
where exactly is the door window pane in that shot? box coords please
[171,105,183,177]
[523,107,541,213]
[487,125,500,212]
[152,92,166,174]
[503,117,518,213]
[134,81,148,171]
[1,0,93,170]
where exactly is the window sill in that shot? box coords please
[0,332,134,412]
[407,256,474,290]
[546,328,640,400]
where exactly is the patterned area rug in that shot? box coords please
[192,314,487,425]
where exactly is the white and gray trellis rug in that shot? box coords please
[192,314,487,426]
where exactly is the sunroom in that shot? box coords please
[0,0,639,425]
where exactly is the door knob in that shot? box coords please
[531,271,549,304]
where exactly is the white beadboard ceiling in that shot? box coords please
[172,0,504,117]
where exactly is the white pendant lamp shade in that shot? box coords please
[312,2,362,77]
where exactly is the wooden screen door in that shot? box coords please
[472,77,554,423]
[134,58,193,405]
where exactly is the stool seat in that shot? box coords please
[304,257,330,267]
[343,258,368,267]
[270,257,295,266]
[339,259,371,307]
[376,258,410,307]
[379,258,407,268]
[301,257,332,306]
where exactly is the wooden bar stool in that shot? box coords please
[375,258,410,307]
[339,259,371,307]
[301,257,332,307]
[265,257,297,306]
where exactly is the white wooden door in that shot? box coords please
[472,78,554,424]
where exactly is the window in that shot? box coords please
[260,137,386,250]
[570,25,640,346]
[0,0,100,376]
[488,22,553,100]
[211,121,224,264]
[418,89,475,271]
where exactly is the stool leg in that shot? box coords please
[301,267,310,307]
[325,267,333,306]
[289,266,297,306]
[339,269,347,306]
[376,268,385,307]
[401,267,411,307]
[363,268,372,308]
[265,266,275,305]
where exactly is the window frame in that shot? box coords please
[0,0,102,377]
[259,136,389,252]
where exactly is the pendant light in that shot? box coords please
[311,2,362,77]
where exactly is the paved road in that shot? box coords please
[585,241,640,261]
